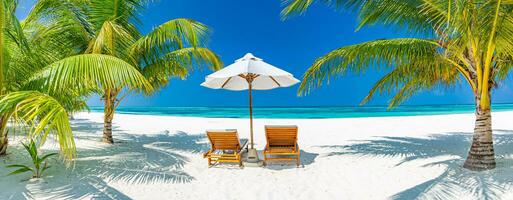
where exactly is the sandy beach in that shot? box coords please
[1,111,513,199]
[2,0,512,199]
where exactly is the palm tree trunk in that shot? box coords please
[0,114,10,156]
[102,90,117,144]
[463,95,496,171]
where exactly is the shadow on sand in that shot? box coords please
[320,130,513,200]
[0,119,209,200]
[259,150,319,170]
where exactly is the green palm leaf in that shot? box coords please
[33,54,153,94]
[299,38,442,96]
[6,165,34,176]
[142,47,222,88]
[0,91,76,160]
[282,0,430,32]
[22,140,39,164]
[0,0,6,92]
[131,18,210,65]
[88,0,148,30]
[87,20,136,57]
[24,0,94,37]
[39,152,58,163]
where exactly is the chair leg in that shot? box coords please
[297,152,301,167]
[238,154,243,168]
[263,152,267,166]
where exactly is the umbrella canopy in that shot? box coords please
[201,53,299,90]
[201,53,299,158]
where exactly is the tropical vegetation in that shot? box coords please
[282,0,513,171]
[31,0,222,144]
[0,0,220,162]
[0,0,88,160]
[6,139,58,179]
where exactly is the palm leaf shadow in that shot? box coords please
[1,119,209,199]
[320,131,513,200]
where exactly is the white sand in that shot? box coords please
[2,111,513,199]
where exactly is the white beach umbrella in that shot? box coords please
[201,53,300,162]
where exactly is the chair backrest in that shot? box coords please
[265,125,298,147]
[207,129,241,151]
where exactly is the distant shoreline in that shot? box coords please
[85,104,513,119]
[88,103,513,109]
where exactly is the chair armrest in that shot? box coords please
[203,150,213,158]
[238,139,249,153]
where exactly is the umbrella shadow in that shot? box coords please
[0,119,209,200]
[319,130,513,199]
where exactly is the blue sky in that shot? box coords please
[16,0,513,107]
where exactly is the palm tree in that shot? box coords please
[0,0,152,160]
[282,0,513,171]
[0,0,86,159]
[34,0,222,144]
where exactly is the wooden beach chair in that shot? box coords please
[263,125,300,167]
[203,129,248,167]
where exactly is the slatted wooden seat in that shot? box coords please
[263,125,300,167]
[203,129,248,167]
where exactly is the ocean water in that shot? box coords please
[89,104,513,119]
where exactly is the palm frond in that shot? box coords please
[284,0,513,111]
[299,38,441,95]
[24,0,94,37]
[142,47,222,88]
[0,91,76,161]
[281,0,316,18]
[7,166,34,176]
[32,54,153,94]
[130,18,210,65]
[86,20,136,58]
[88,0,149,30]
[0,0,6,92]
[361,62,459,108]
[282,0,431,33]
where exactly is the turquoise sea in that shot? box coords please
[89,104,513,119]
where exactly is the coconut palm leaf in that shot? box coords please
[282,0,431,33]
[33,54,153,94]
[141,47,222,88]
[22,140,38,163]
[0,0,9,92]
[298,38,445,97]
[88,0,148,30]
[6,165,34,176]
[130,18,210,63]
[280,0,316,18]
[40,152,59,163]
[0,91,76,160]
[360,63,459,107]
[24,0,94,37]
[23,3,91,63]
[86,20,136,58]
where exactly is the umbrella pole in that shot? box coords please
[245,75,261,165]
[249,82,254,149]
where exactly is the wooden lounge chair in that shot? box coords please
[263,125,300,167]
[203,129,248,167]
